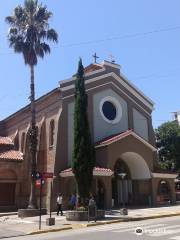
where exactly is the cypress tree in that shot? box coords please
[72,58,95,204]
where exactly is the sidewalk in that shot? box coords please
[1,205,180,238]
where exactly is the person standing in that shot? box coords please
[56,193,63,216]
[70,193,76,210]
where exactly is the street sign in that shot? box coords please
[42,172,54,179]
[35,179,41,187]
[35,179,45,188]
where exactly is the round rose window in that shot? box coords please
[99,96,122,124]
[102,101,117,121]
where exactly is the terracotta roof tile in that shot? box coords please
[0,137,13,145]
[61,167,113,173]
[84,63,103,74]
[0,150,23,161]
[95,130,133,146]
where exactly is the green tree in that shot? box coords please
[155,121,180,171]
[6,0,58,209]
[72,58,95,205]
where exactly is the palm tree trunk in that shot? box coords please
[28,65,37,209]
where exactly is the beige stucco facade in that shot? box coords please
[0,60,177,211]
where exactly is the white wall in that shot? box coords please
[133,108,148,141]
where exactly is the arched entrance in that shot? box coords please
[112,160,132,207]
[97,179,105,209]
[0,169,17,207]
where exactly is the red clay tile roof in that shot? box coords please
[95,130,133,147]
[94,167,113,172]
[0,150,23,161]
[61,167,113,173]
[84,63,103,74]
[0,137,13,145]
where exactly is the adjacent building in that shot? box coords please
[172,111,180,125]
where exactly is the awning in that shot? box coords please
[59,167,113,178]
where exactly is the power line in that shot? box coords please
[1,25,180,55]
[59,25,180,48]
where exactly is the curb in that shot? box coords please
[28,226,72,235]
[0,212,17,217]
[26,212,180,235]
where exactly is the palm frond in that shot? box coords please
[24,0,38,14]
[35,6,52,22]
[35,43,44,58]
[39,30,47,39]
[14,6,24,19]
[5,16,15,25]
[8,27,18,35]
[47,29,58,42]
[40,43,50,54]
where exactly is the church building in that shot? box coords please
[0,60,177,211]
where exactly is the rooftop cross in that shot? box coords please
[92,52,99,63]
[109,54,115,63]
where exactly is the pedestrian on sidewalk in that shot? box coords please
[56,193,63,216]
[70,193,76,210]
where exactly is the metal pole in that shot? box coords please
[50,181,52,219]
[39,179,42,230]
[122,177,125,208]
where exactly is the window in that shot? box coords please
[49,119,55,147]
[99,96,122,124]
[102,101,116,120]
[21,132,25,152]
[14,133,19,150]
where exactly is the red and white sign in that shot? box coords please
[42,172,54,179]
[35,179,41,187]
[35,179,45,188]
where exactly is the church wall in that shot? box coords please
[93,88,128,142]
[133,108,148,141]
[63,74,155,145]
[65,76,155,165]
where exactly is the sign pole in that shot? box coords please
[39,178,42,230]
[50,180,53,219]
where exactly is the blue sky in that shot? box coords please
[0,0,180,128]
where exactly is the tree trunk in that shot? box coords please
[28,65,37,209]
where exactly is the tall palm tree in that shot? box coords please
[6,0,58,209]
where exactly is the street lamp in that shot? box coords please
[118,173,128,215]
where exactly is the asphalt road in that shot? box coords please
[3,216,180,240]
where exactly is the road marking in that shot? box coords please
[148,225,180,237]
[113,224,166,233]
[170,236,180,240]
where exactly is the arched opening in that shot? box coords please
[49,119,55,147]
[97,179,105,209]
[112,152,151,207]
[14,133,19,150]
[112,160,132,207]
[0,169,17,207]
[21,132,26,153]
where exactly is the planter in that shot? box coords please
[46,217,55,226]
[120,208,128,215]
[66,210,105,221]
[18,208,47,218]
